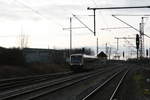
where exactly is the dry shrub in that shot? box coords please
[0,65,35,79]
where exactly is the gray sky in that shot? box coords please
[0,0,150,55]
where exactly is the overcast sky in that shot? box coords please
[0,0,150,55]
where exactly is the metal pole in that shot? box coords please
[117,38,119,51]
[139,17,145,58]
[87,6,150,37]
[97,37,98,55]
[149,48,150,58]
[117,38,119,60]
[94,9,96,36]
[109,47,111,60]
[106,43,108,55]
[70,17,72,55]
[142,17,145,57]
[137,48,138,60]
[87,6,150,10]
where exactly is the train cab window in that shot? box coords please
[71,55,82,63]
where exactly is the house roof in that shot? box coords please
[97,51,107,57]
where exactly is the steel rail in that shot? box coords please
[0,68,105,99]
[26,67,122,100]
[25,69,109,100]
[0,67,116,91]
[0,71,73,91]
[0,67,117,100]
[82,68,127,100]
[109,68,129,100]
[0,71,73,82]
[0,72,73,92]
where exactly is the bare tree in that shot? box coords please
[18,34,29,49]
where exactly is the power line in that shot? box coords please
[112,15,139,32]
[72,14,94,35]
[87,6,150,36]
[89,0,109,33]
[112,15,150,39]
[0,35,18,38]
[112,14,150,16]
[63,27,86,30]
[100,27,131,30]
[13,0,63,28]
[14,0,46,18]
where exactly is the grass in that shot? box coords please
[0,63,70,79]
[133,69,150,97]
[29,63,70,74]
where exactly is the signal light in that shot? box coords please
[136,34,139,49]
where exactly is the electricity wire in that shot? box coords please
[13,0,64,28]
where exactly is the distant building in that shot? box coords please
[22,48,93,64]
[23,48,51,63]
[97,51,107,60]
[23,48,69,64]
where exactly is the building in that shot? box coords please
[97,51,107,60]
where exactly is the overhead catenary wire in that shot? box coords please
[72,14,94,34]
[89,0,109,34]
[112,15,139,32]
[13,0,63,28]
[100,27,131,30]
[111,14,150,16]
[112,15,150,39]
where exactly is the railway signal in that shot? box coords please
[146,49,149,57]
[82,48,85,54]
[136,34,140,49]
[123,51,125,58]
[136,34,140,59]
[112,15,150,58]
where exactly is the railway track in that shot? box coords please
[0,71,73,92]
[81,67,129,100]
[0,66,119,100]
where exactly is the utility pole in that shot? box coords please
[108,47,111,60]
[105,43,108,55]
[97,37,98,55]
[87,6,150,36]
[63,18,73,55]
[139,17,145,58]
[114,37,119,60]
[94,9,96,36]
[116,38,119,52]
[149,48,150,58]
[70,17,72,55]
[112,15,150,59]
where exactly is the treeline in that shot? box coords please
[0,47,94,65]
[0,47,25,66]
[127,58,150,64]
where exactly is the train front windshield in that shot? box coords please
[71,55,82,63]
